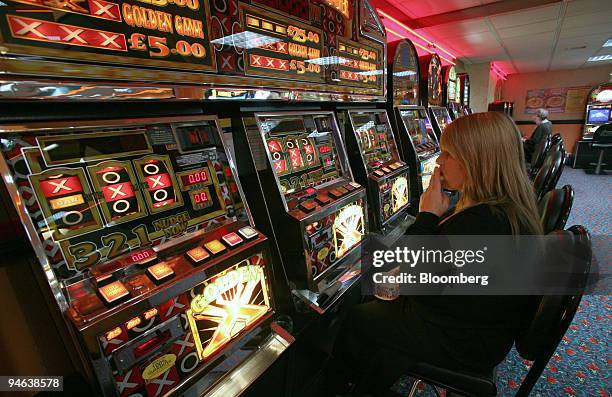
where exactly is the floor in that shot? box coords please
[393,167,611,397]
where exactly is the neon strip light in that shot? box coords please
[377,9,456,60]
[386,27,432,53]
[385,27,455,65]
[490,62,507,80]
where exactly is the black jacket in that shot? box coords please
[405,204,531,370]
[524,121,553,154]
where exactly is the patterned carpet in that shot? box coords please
[393,167,611,397]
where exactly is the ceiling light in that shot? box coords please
[603,39,612,47]
[210,32,281,49]
[393,70,417,77]
[587,55,612,62]
[357,70,383,76]
[306,56,349,65]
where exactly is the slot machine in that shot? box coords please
[0,0,388,393]
[574,83,612,168]
[443,66,462,120]
[419,54,452,140]
[235,111,367,312]
[341,109,411,234]
[387,39,440,213]
[391,107,441,211]
[458,73,472,115]
[0,116,287,396]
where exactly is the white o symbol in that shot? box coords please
[102,171,121,184]
[180,352,199,373]
[144,163,160,175]
[62,210,84,226]
[272,152,282,160]
[286,141,294,148]
[112,199,130,214]
[153,189,168,202]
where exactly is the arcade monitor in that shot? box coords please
[0,116,279,396]
[342,109,411,233]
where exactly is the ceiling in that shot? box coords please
[373,0,612,74]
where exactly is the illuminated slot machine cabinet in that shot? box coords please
[573,83,612,168]
[0,116,288,396]
[419,53,452,140]
[341,109,411,234]
[458,73,472,115]
[239,111,366,311]
[391,106,441,211]
[443,65,462,120]
[582,84,612,139]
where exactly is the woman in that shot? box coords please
[322,112,543,396]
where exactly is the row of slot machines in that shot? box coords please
[0,104,445,397]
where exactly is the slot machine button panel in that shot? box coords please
[315,194,332,206]
[336,187,348,195]
[146,263,175,285]
[298,200,318,213]
[222,232,243,248]
[327,189,342,199]
[98,280,131,306]
[238,226,258,240]
[185,247,210,265]
[204,240,226,256]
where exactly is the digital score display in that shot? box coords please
[259,114,345,195]
[174,123,218,153]
[240,3,325,83]
[0,0,216,73]
[337,37,383,90]
[177,168,212,190]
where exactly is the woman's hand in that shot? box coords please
[419,167,450,216]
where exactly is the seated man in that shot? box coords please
[523,108,552,163]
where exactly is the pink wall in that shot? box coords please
[501,65,612,153]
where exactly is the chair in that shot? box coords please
[586,123,612,175]
[529,134,551,179]
[399,225,591,397]
[538,185,574,234]
[514,225,592,396]
[533,143,566,200]
[550,133,563,147]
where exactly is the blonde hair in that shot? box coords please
[440,112,543,235]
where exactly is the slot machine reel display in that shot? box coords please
[429,106,453,140]
[391,106,441,211]
[343,110,410,233]
[247,111,366,309]
[0,116,284,396]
